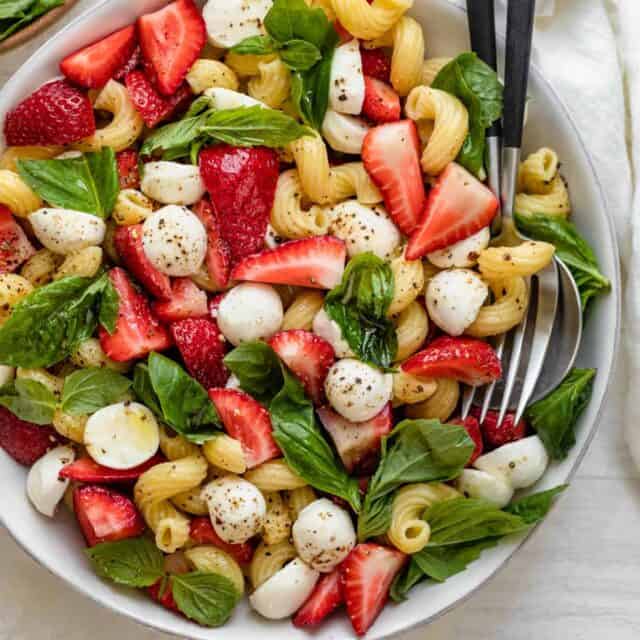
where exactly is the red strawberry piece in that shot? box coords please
[170,317,229,389]
[99,267,171,361]
[362,120,426,235]
[0,206,35,273]
[360,47,391,82]
[60,25,137,89]
[137,0,205,96]
[231,236,347,290]
[113,224,171,299]
[406,162,499,259]
[192,198,231,289]
[450,415,483,465]
[125,70,192,128]
[340,543,407,636]
[148,577,180,613]
[268,330,335,404]
[402,336,502,387]
[317,404,392,474]
[0,408,60,466]
[199,145,279,263]
[116,150,140,190]
[4,80,95,146]
[208,388,280,469]
[153,278,208,323]
[333,20,353,43]
[470,406,527,449]
[114,45,143,80]
[189,517,255,564]
[73,485,145,547]
[59,453,165,483]
[362,76,401,124]
[293,567,344,627]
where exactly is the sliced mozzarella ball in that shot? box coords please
[84,402,159,470]
[249,558,319,619]
[265,224,285,249]
[203,476,266,544]
[312,308,354,358]
[55,151,83,160]
[455,468,514,508]
[0,365,15,386]
[203,0,272,48]
[325,358,393,422]
[427,227,491,268]
[30,209,105,255]
[203,87,265,110]
[329,39,365,115]
[329,201,401,260]
[140,161,205,206]
[292,498,356,572]
[322,110,369,154]
[142,205,207,276]
[474,436,549,490]
[426,268,488,336]
[216,283,283,346]
[26,445,75,517]
[225,374,241,390]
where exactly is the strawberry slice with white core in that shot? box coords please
[0,205,35,273]
[293,567,344,627]
[153,278,208,323]
[406,162,499,259]
[230,236,347,290]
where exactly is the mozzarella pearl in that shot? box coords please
[203,0,272,48]
[216,283,283,346]
[203,476,266,544]
[312,308,354,358]
[325,359,393,422]
[330,201,401,260]
[140,161,205,206]
[204,87,265,110]
[84,402,159,470]
[30,208,105,255]
[427,227,491,268]
[322,110,369,154]
[455,468,514,508]
[225,374,241,390]
[26,445,75,517]
[265,224,286,249]
[142,205,207,276]
[292,498,356,572]
[249,558,319,619]
[329,39,365,115]
[426,268,488,336]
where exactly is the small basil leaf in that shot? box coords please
[504,484,567,524]
[0,378,57,425]
[60,368,132,415]
[0,0,63,43]
[389,559,427,602]
[230,34,279,55]
[279,39,322,70]
[264,0,331,49]
[140,112,209,159]
[132,363,162,416]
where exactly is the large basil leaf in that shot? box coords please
[222,341,282,403]
[0,379,57,424]
[60,368,132,415]
[504,484,568,524]
[0,0,63,42]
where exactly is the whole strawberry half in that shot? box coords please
[0,205,35,274]
[4,80,96,146]
[0,407,60,466]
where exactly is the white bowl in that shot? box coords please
[0,1,621,638]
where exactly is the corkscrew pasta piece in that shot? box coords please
[0,145,63,171]
[331,0,413,40]
[0,170,42,217]
[140,499,191,553]
[263,492,293,545]
[54,247,103,280]
[171,485,209,516]
[404,378,460,422]
[285,485,317,520]
[394,301,429,362]
[421,57,451,86]
[244,459,308,492]
[185,545,245,594]
[186,59,239,94]
[392,369,437,407]
[20,249,60,288]
[517,147,559,193]
[52,410,87,443]
[248,59,291,108]
[306,0,336,20]
[389,16,425,96]
[249,540,297,589]
[0,275,33,324]
[515,175,571,218]
[159,425,201,461]
[224,51,277,77]
[282,289,325,331]
[70,337,130,372]
[478,241,556,280]
[387,248,425,316]
[202,434,247,474]
[113,189,154,226]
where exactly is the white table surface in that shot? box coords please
[1,1,639,639]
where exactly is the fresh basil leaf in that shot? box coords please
[358,419,474,540]
[140,112,209,159]
[0,379,57,424]
[60,368,132,415]
[86,537,164,587]
[264,0,331,49]
[230,34,279,55]
[324,253,397,369]
[389,558,427,602]
[171,571,239,627]
[291,44,335,129]
[280,39,322,70]
[0,0,62,42]
[514,212,610,311]
[98,276,119,334]
[132,363,162,416]
[504,484,567,524]
[0,0,35,20]
[223,341,283,403]
[525,368,596,459]
[17,148,118,218]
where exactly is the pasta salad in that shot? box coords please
[0,0,610,636]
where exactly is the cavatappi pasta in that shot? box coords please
[0,170,42,217]
[53,247,103,280]
[248,59,291,109]
[186,59,239,94]
[478,241,556,280]
[262,492,292,545]
[202,434,247,474]
[0,145,63,171]
[405,378,460,422]
[112,189,154,226]
[20,249,60,287]
[249,540,297,589]
[243,459,308,492]
[387,248,425,316]
[0,274,33,324]
[70,337,130,372]
[159,426,201,461]
[332,0,412,40]
[394,301,429,362]
[282,289,325,330]
[389,16,425,97]
[185,545,245,594]
[52,409,87,443]
[171,485,209,516]
[421,57,451,86]
[285,485,317,520]
[392,369,437,406]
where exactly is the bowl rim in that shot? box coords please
[0,1,622,638]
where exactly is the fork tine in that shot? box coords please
[479,333,506,423]
[461,385,475,419]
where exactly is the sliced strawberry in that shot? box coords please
[293,567,344,627]
[4,80,95,146]
[73,485,145,547]
[153,279,208,323]
[341,543,407,636]
[148,577,180,613]
[362,77,401,124]
[231,237,346,290]
[470,406,527,449]
[334,20,353,43]
[0,206,35,273]
[362,120,425,235]
[193,198,231,289]
[125,70,192,128]
[137,0,205,96]
[59,453,165,483]
[113,224,172,299]
[0,408,60,466]
[402,336,502,387]
[116,149,140,190]
[60,25,137,89]
[114,45,143,80]
[268,330,335,404]
[199,146,279,263]
[170,317,228,389]
[189,517,255,564]
[360,47,391,82]
[99,267,171,361]
[450,415,483,465]
[317,404,392,474]
[406,162,499,259]
[208,388,280,469]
